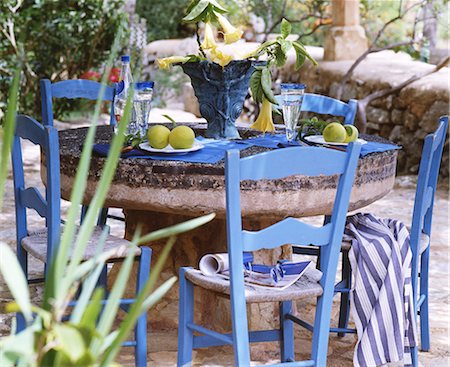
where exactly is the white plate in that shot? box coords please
[304,135,367,146]
[139,140,204,154]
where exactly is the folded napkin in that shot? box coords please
[242,134,400,157]
[92,137,249,164]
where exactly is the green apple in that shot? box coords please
[169,125,195,149]
[344,125,359,143]
[323,122,347,143]
[148,125,170,149]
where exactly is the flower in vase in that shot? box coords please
[201,22,217,50]
[209,47,233,67]
[250,98,275,132]
[157,56,192,70]
[215,12,243,44]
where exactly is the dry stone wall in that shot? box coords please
[278,48,449,178]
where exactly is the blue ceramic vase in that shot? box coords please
[181,60,263,139]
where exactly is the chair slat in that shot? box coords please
[242,219,331,251]
[51,79,115,101]
[20,188,47,218]
[240,146,347,180]
[15,115,46,146]
[301,93,350,117]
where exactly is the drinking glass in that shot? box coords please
[281,83,305,142]
[132,81,154,136]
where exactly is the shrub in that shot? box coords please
[0,0,127,121]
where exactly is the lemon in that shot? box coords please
[169,126,195,149]
[323,122,347,143]
[344,125,359,143]
[148,125,170,149]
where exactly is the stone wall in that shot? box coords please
[278,47,449,178]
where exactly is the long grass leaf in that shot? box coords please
[0,68,20,210]
[90,244,136,354]
[99,237,177,366]
[0,243,32,321]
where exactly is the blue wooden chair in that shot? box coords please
[300,93,358,125]
[336,116,448,365]
[40,78,118,226]
[11,115,151,367]
[177,142,362,366]
[276,93,357,125]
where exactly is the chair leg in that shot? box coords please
[338,250,352,337]
[280,301,294,362]
[411,345,419,367]
[80,205,88,224]
[16,246,28,333]
[135,247,151,367]
[97,207,109,227]
[177,267,195,367]
[419,248,430,352]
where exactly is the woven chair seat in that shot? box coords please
[185,268,323,304]
[21,226,141,263]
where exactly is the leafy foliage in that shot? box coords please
[0,0,127,122]
[249,19,317,104]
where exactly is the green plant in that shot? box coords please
[156,0,317,133]
[0,32,215,366]
[0,0,127,122]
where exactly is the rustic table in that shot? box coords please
[54,124,398,334]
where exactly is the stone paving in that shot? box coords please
[0,116,448,366]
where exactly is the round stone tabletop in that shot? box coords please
[57,124,398,219]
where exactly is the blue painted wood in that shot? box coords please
[410,116,448,354]
[20,187,47,218]
[336,116,448,365]
[275,93,357,125]
[240,146,347,180]
[194,329,282,348]
[242,220,332,251]
[301,93,357,125]
[177,142,362,366]
[40,78,118,227]
[11,115,150,366]
[40,79,116,126]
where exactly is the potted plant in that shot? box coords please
[157,0,317,139]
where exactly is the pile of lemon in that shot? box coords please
[322,122,359,143]
[147,125,195,149]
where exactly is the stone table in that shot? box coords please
[55,124,398,334]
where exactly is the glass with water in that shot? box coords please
[131,81,154,137]
[281,83,305,142]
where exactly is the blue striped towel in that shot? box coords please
[344,213,417,367]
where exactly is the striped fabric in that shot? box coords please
[344,213,418,367]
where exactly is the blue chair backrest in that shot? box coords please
[225,143,361,296]
[40,79,116,126]
[410,116,448,284]
[11,115,61,267]
[301,93,357,125]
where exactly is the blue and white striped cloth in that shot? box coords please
[344,213,418,367]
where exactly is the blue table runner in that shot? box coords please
[93,134,400,163]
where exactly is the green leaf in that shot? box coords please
[0,327,35,366]
[280,19,292,39]
[0,244,32,322]
[0,68,20,210]
[141,276,177,311]
[274,44,287,68]
[182,0,209,22]
[208,0,227,13]
[53,324,86,362]
[250,69,264,104]
[261,68,277,105]
[294,51,306,70]
[292,41,318,66]
[137,213,216,244]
